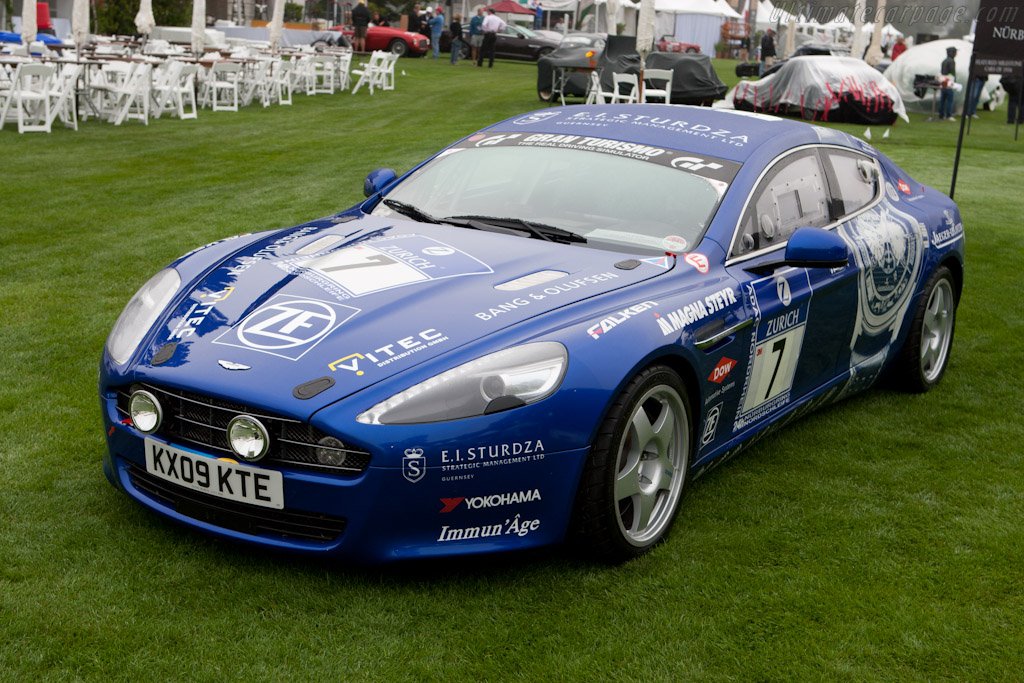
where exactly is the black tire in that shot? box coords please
[460,43,471,60]
[536,47,554,60]
[891,265,957,393]
[572,365,693,563]
[538,87,553,102]
[685,47,698,54]
[388,39,409,57]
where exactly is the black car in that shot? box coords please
[442,24,561,61]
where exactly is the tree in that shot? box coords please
[94,0,192,36]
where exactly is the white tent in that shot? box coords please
[653,0,739,56]
[756,0,793,33]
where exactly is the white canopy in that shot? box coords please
[757,0,793,31]
[654,0,739,18]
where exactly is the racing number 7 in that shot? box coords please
[320,253,394,272]
[764,338,787,400]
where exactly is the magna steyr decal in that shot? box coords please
[657,287,738,336]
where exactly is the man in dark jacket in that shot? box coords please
[351,0,370,53]
[760,29,776,76]
[938,46,958,120]
[408,4,422,35]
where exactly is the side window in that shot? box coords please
[821,149,879,218]
[731,149,829,258]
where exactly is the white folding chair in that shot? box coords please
[46,63,83,130]
[585,70,604,104]
[241,59,273,107]
[311,55,336,94]
[611,73,638,104]
[379,52,399,91]
[272,59,295,105]
[111,62,152,125]
[351,51,387,95]
[151,60,183,119]
[0,63,57,133]
[86,61,133,121]
[335,52,352,91]
[641,68,674,103]
[209,62,241,111]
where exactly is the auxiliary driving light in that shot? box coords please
[128,390,163,434]
[227,415,270,462]
[316,436,348,467]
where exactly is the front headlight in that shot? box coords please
[357,342,567,425]
[105,268,181,365]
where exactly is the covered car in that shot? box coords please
[645,52,727,105]
[726,56,908,124]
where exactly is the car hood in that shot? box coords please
[138,216,672,419]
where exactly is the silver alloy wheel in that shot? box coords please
[613,384,689,546]
[920,277,954,383]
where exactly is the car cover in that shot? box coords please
[725,56,909,125]
[645,53,727,104]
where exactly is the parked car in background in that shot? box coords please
[443,23,561,61]
[655,35,700,53]
[331,25,429,56]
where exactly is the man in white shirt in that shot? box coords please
[478,9,507,68]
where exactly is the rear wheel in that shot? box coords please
[892,265,957,392]
[537,47,554,60]
[538,87,553,102]
[572,365,692,562]
[388,39,409,57]
[685,47,698,54]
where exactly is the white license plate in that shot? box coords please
[144,438,284,510]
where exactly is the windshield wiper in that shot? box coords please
[382,199,441,224]
[447,215,588,244]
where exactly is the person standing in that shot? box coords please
[408,4,422,35]
[891,35,907,61]
[469,8,484,66]
[430,7,444,59]
[938,46,958,121]
[372,12,389,27]
[478,8,506,68]
[450,13,463,65]
[351,0,370,53]
[1001,73,1023,124]
[760,28,776,76]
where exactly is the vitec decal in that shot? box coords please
[328,329,449,377]
[169,287,235,340]
[439,489,542,513]
[656,287,738,336]
[587,301,658,339]
[437,514,541,542]
[276,234,493,301]
[212,294,360,361]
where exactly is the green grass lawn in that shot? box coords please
[1,56,1022,681]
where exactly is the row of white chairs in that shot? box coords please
[586,69,675,105]
[1,48,398,133]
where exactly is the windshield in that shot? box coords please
[371,134,739,255]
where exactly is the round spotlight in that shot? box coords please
[480,374,506,401]
[129,390,163,434]
[227,415,270,462]
[316,436,348,467]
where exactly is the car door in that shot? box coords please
[722,146,859,434]
[495,26,529,58]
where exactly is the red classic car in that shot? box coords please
[655,35,700,53]
[331,25,430,56]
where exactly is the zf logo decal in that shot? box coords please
[403,448,426,483]
[702,404,722,446]
[214,295,359,361]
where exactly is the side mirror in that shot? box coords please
[363,168,397,198]
[744,227,848,275]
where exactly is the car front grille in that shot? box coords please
[115,383,371,475]
[127,464,347,543]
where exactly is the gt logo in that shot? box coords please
[671,156,724,173]
[403,449,426,483]
[476,133,522,147]
[214,295,359,361]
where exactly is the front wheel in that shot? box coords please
[572,365,693,562]
[685,47,698,54]
[388,39,409,57]
[891,265,957,392]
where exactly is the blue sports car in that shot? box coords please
[100,105,964,563]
